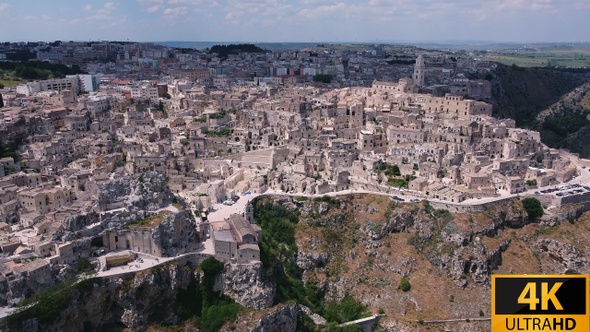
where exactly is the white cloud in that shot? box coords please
[163,6,188,20]
[93,9,111,20]
[147,5,162,12]
[104,2,117,11]
[137,0,164,5]
[223,0,294,25]
[168,0,208,4]
[0,3,9,13]
[68,1,119,24]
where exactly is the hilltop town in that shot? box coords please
[0,41,589,309]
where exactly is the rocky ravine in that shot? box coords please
[260,194,590,331]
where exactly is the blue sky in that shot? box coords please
[0,0,589,43]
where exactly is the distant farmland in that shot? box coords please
[480,45,590,68]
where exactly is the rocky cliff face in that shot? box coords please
[248,304,298,332]
[220,303,299,332]
[3,258,282,332]
[152,211,200,256]
[62,212,101,232]
[98,171,174,212]
[534,238,588,273]
[219,262,275,310]
[255,194,590,331]
[5,262,197,332]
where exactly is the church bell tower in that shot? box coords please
[413,54,425,87]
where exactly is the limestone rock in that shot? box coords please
[534,238,588,273]
[299,305,328,325]
[249,303,298,332]
[365,210,415,240]
[98,171,174,212]
[220,262,275,310]
[152,211,199,256]
[63,212,100,232]
[317,202,330,215]
[296,250,328,270]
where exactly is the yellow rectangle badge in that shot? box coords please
[492,275,589,332]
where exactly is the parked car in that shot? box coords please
[390,195,404,202]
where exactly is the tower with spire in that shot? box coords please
[413,54,425,87]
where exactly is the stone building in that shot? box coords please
[212,213,261,263]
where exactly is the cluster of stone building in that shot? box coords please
[2,41,495,97]
[0,42,580,304]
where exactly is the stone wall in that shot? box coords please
[424,197,514,213]
[558,191,590,207]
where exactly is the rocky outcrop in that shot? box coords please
[116,264,195,329]
[101,210,147,231]
[152,211,199,256]
[296,250,328,271]
[98,171,174,212]
[249,303,298,332]
[63,212,100,232]
[219,303,299,332]
[534,238,588,273]
[363,210,416,240]
[299,305,328,325]
[476,202,529,236]
[219,262,275,310]
[4,262,200,332]
[456,239,511,285]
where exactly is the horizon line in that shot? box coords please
[3,39,589,45]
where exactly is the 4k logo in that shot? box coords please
[492,275,589,332]
[517,282,563,311]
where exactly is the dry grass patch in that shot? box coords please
[129,210,173,227]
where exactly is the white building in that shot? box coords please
[73,74,100,92]
[16,77,79,96]
[130,83,159,102]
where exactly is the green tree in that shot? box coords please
[521,197,544,221]
[157,101,165,112]
[0,93,4,108]
[391,165,401,176]
[76,258,91,272]
[313,74,333,83]
[399,276,411,292]
[324,294,369,324]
